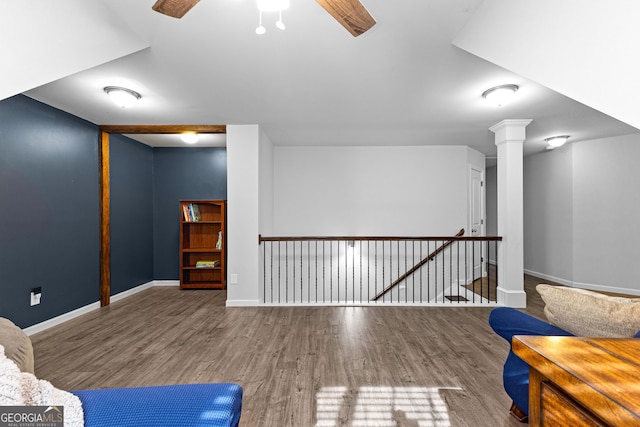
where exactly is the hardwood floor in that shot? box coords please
[30,276,554,427]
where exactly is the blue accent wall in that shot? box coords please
[110,134,154,295]
[152,148,227,279]
[0,95,100,328]
[0,95,227,328]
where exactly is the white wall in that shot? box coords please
[573,135,640,293]
[523,144,574,284]
[523,133,640,295]
[226,125,261,305]
[259,128,274,236]
[272,146,476,237]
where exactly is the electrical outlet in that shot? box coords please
[230,274,238,284]
[30,287,42,306]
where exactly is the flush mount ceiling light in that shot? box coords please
[482,84,519,107]
[103,86,141,109]
[545,135,570,150]
[180,132,199,144]
[256,0,290,35]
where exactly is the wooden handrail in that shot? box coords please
[258,233,501,243]
[371,228,465,301]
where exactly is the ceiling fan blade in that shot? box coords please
[316,0,376,37]
[152,0,200,19]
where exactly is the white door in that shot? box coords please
[470,168,485,280]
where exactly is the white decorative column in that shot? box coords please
[490,119,532,308]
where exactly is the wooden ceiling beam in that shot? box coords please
[99,125,226,134]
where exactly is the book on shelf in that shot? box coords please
[195,260,219,268]
[216,231,223,249]
[191,203,201,221]
[182,203,202,222]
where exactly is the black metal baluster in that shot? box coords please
[337,241,341,303]
[359,240,363,303]
[411,240,415,303]
[472,240,476,303]
[278,241,282,304]
[330,241,333,303]
[382,240,385,303]
[449,239,453,303]
[365,241,369,301]
[456,240,460,303]
[427,240,430,302]
[419,240,423,303]
[433,240,437,302]
[322,240,326,304]
[352,240,355,303]
[374,241,378,303]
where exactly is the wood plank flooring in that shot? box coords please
[30,276,554,427]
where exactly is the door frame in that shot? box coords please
[469,166,486,280]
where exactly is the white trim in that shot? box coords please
[152,280,180,287]
[225,299,261,307]
[23,301,101,336]
[523,269,574,287]
[496,287,526,308]
[110,281,155,303]
[572,281,640,297]
[23,280,169,336]
[524,269,640,297]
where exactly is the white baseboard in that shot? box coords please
[524,269,640,297]
[225,299,260,307]
[23,301,101,336]
[23,280,177,336]
[110,281,155,303]
[523,269,574,287]
[152,280,180,287]
[572,281,640,297]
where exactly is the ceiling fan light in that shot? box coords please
[257,0,290,12]
[256,25,266,34]
[276,10,285,30]
[482,84,519,107]
[104,86,141,109]
[180,132,199,144]
[545,135,570,148]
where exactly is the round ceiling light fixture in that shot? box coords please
[180,132,199,144]
[104,86,141,109]
[482,84,519,107]
[545,135,570,149]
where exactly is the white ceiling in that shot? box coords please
[16,0,639,156]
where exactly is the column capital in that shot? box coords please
[489,119,532,145]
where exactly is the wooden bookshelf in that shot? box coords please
[179,200,226,289]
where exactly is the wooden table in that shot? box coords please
[513,336,640,426]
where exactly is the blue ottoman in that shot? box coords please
[71,383,242,427]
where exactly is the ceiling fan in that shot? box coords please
[151,0,376,37]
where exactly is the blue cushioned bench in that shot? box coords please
[71,383,243,427]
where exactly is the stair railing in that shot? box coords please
[258,231,501,305]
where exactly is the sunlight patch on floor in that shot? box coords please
[315,386,462,427]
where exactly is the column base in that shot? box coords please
[497,287,527,308]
